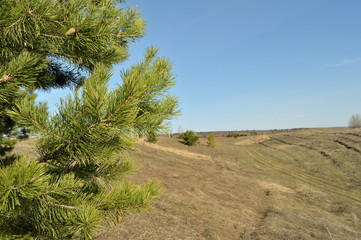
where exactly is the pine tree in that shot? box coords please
[207,134,216,148]
[180,130,199,146]
[0,0,179,239]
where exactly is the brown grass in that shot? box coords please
[12,128,361,239]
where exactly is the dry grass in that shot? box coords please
[12,128,361,239]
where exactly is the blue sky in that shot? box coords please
[37,0,361,132]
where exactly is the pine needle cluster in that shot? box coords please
[0,0,179,239]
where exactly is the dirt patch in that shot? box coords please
[258,181,295,194]
[235,135,270,146]
[140,140,212,162]
[275,144,294,150]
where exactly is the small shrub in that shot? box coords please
[249,131,257,136]
[178,132,185,139]
[227,133,237,138]
[231,133,239,138]
[207,134,216,148]
[180,130,199,146]
[349,114,361,128]
[147,132,158,143]
[226,133,247,138]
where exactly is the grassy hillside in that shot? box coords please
[12,128,361,239]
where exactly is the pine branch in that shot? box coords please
[102,94,133,123]
[18,109,70,143]
[133,123,163,129]
[62,68,172,147]
[68,121,102,146]
[92,32,143,39]
[37,156,63,168]
[40,198,77,210]
[104,68,169,123]
[36,48,77,59]
[121,198,149,211]
[61,1,83,24]
[0,59,32,83]
[27,0,49,16]
[9,176,36,191]
[35,183,78,197]
[76,5,96,33]
[68,105,87,122]
[4,13,28,30]
[118,10,137,31]
[76,48,109,61]
[42,34,66,40]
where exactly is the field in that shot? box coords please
[13,127,361,239]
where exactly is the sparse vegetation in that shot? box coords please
[227,133,247,138]
[349,113,361,128]
[207,134,216,148]
[15,127,361,239]
[179,130,199,146]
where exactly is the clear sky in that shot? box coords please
[37,0,361,132]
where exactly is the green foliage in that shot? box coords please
[179,130,199,146]
[1,50,176,239]
[207,134,216,148]
[0,138,17,159]
[0,0,147,159]
[227,133,236,138]
[0,0,179,239]
[147,131,158,143]
[227,133,247,138]
[349,114,361,128]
